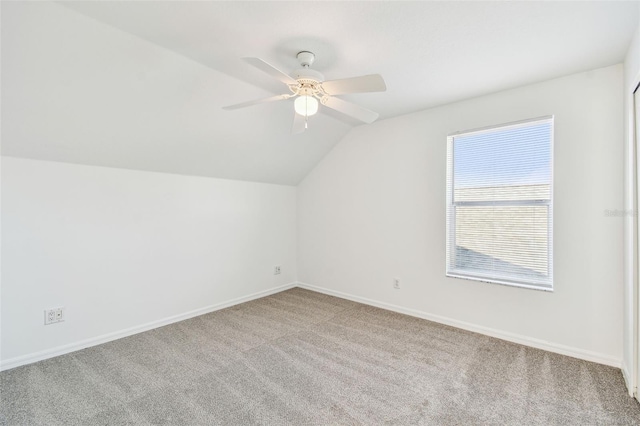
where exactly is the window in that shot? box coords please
[446,117,553,291]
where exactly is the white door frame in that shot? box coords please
[632,74,640,399]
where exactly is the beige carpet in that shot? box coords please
[1,287,639,425]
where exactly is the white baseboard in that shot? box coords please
[3,281,622,372]
[0,283,297,372]
[297,282,622,368]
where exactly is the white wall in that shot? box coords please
[623,20,640,393]
[1,157,297,368]
[298,64,624,366]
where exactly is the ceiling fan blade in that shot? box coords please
[243,57,299,86]
[320,74,386,95]
[292,112,306,134]
[323,96,380,124]
[222,94,291,110]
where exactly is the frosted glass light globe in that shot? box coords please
[294,96,319,116]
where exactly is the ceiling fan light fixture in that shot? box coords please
[223,53,386,133]
[294,95,318,117]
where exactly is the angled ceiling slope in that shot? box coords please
[2,1,638,185]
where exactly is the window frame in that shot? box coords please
[445,116,554,291]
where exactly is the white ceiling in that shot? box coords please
[2,1,638,185]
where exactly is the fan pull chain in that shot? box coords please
[305,96,309,129]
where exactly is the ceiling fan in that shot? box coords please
[223,51,386,134]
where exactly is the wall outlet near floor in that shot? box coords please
[274,266,281,275]
[393,278,401,289]
[44,307,65,325]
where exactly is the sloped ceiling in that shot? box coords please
[2,1,638,185]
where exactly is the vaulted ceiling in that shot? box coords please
[2,1,638,185]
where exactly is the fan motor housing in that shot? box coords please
[291,68,324,83]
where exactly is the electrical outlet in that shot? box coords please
[274,266,281,275]
[45,309,56,325]
[393,278,401,289]
[44,307,65,325]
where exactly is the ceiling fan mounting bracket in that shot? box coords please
[296,51,315,68]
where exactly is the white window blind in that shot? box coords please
[446,117,553,290]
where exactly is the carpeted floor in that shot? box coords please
[1,288,639,425]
